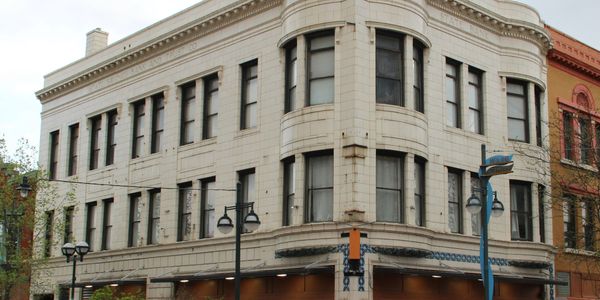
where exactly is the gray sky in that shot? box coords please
[1,0,598,157]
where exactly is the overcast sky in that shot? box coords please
[1,0,598,158]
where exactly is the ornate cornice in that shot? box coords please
[36,0,283,102]
[546,25,600,83]
[427,0,551,51]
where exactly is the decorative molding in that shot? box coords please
[36,0,283,102]
[427,0,551,52]
[274,246,337,258]
[547,25,600,82]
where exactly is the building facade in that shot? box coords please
[35,0,555,299]
[547,25,600,300]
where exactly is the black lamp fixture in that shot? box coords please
[215,182,261,300]
[16,176,31,198]
[62,241,90,300]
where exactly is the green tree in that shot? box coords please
[0,138,75,300]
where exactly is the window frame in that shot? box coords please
[151,93,165,154]
[306,31,335,106]
[200,178,216,239]
[43,210,54,257]
[67,124,79,176]
[284,40,298,113]
[413,41,424,112]
[131,100,145,159]
[538,185,546,243]
[147,190,161,245]
[510,181,533,241]
[89,115,102,170]
[85,201,97,251]
[203,75,219,140]
[63,206,74,244]
[49,130,60,180]
[467,67,484,134]
[240,59,259,130]
[177,182,193,241]
[101,198,113,250]
[506,79,529,142]
[304,151,334,223]
[447,168,463,234]
[282,157,295,226]
[376,151,405,223]
[180,81,196,145]
[414,157,426,227]
[105,110,118,166]
[563,195,577,248]
[375,30,404,106]
[445,59,461,128]
[128,193,141,247]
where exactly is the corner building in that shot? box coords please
[35,0,555,299]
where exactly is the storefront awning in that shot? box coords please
[59,278,146,288]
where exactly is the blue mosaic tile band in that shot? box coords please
[549,264,554,300]
[429,251,509,266]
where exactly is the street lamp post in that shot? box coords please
[465,144,512,300]
[61,241,90,300]
[216,182,261,300]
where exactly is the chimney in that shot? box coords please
[86,28,109,56]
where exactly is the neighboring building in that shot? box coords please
[35,0,555,299]
[547,25,600,300]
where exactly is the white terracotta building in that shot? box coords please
[35,0,557,299]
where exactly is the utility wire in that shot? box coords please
[41,178,237,192]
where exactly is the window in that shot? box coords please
[200,179,215,238]
[305,152,333,222]
[128,193,141,247]
[510,181,532,241]
[413,42,424,113]
[132,100,145,158]
[563,111,575,160]
[151,93,165,154]
[49,131,59,180]
[563,195,576,248]
[44,210,54,257]
[556,272,570,297]
[583,198,594,251]
[101,199,113,250]
[376,31,403,105]
[307,32,334,105]
[283,158,295,226]
[85,202,97,251]
[239,169,255,233]
[67,124,79,176]
[579,116,592,165]
[538,185,545,243]
[471,174,482,236]
[177,183,193,241]
[148,190,161,245]
[507,80,529,142]
[535,87,542,146]
[467,68,483,134]
[285,41,298,113]
[203,75,219,139]
[414,157,426,226]
[376,153,404,223]
[241,60,258,129]
[445,59,461,128]
[89,115,101,170]
[105,110,117,166]
[180,82,196,145]
[64,206,74,244]
[447,169,462,233]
